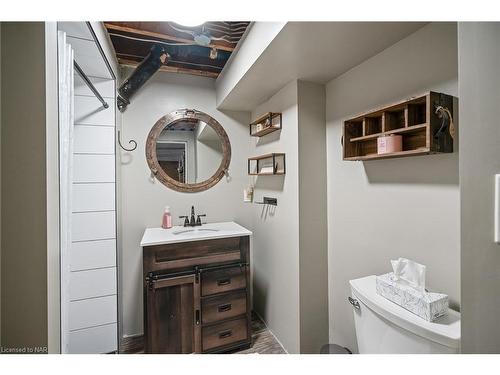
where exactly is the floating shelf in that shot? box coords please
[343,91,454,161]
[349,123,427,142]
[248,153,286,176]
[250,112,282,137]
[343,148,430,161]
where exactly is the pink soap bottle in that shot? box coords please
[162,206,172,229]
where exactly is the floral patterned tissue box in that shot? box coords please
[375,272,448,322]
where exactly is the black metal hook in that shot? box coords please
[118,130,138,152]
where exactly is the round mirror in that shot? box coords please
[146,109,231,192]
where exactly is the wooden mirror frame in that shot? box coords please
[146,109,231,193]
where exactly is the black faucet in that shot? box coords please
[190,206,196,226]
[179,206,206,227]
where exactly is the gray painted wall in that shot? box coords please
[459,22,500,353]
[119,70,252,337]
[251,80,301,353]
[297,81,328,353]
[326,22,460,353]
[1,22,48,351]
[250,80,328,353]
[119,71,328,352]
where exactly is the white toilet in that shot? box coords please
[349,275,461,354]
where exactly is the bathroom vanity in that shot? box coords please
[141,222,252,354]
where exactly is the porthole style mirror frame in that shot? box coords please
[146,109,231,193]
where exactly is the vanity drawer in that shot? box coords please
[201,266,246,296]
[144,237,242,273]
[202,317,248,352]
[202,290,247,324]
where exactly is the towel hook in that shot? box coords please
[118,130,137,152]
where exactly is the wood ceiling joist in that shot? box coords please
[118,57,219,79]
[104,23,235,52]
[205,25,248,36]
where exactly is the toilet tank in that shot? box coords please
[349,276,460,354]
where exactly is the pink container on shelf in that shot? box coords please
[377,134,402,154]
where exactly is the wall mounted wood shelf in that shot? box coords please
[249,112,282,137]
[343,91,454,161]
[248,153,286,175]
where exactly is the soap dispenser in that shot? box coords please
[162,206,172,229]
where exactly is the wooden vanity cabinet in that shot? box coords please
[144,274,201,353]
[143,235,251,354]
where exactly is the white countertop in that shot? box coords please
[140,221,252,247]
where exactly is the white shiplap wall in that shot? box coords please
[68,75,117,353]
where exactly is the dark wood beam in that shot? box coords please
[104,23,235,52]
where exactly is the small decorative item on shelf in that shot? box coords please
[250,112,282,137]
[343,91,454,161]
[243,186,254,202]
[377,134,402,155]
[248,153,286,176]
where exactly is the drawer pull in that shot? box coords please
[217,278,231,286]
[219,330,232,339]
[218,303,232,313]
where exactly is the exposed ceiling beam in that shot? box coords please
[118,58,219,79]
[104,23,235,52]
[114,49,224,71]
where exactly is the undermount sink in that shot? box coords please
[173,228,220,235]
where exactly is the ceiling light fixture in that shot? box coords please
[193,32,212,47]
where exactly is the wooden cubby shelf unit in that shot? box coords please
[249,112,282,137]
[248,153,286,176]
[343,91,454,161]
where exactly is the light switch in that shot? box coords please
[495,174,500,243]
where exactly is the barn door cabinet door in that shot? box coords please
[145,274,201,353]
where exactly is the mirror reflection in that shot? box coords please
[156,119,224,184]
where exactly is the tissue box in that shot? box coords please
[375,272,448,322]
